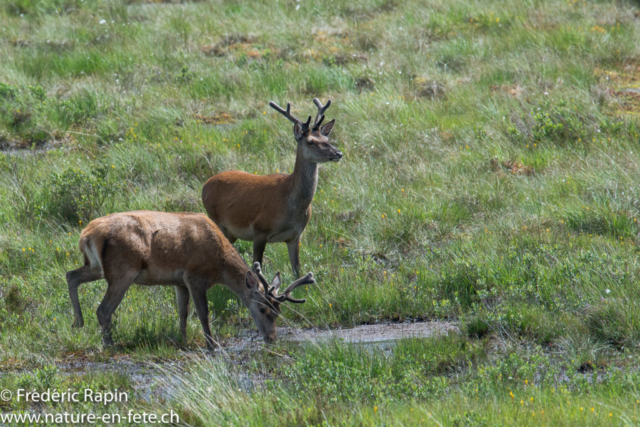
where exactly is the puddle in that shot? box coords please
[1,145,68,157]
[280,321,459,344]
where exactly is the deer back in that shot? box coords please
[80,211,235,278]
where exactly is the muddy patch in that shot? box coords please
[413,78,446,100]
[490,158,535,176]
[615,88,640,113]
[194,112,235,126]
[58,356,183,402]
[281,321,458,344]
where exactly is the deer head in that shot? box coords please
[245,262,316,343]
[269,98,343,163]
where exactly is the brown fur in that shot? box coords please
[204,171,295,234]
[65,211,314,348]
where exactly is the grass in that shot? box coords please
[1,0,640,424]
[164,337,640,426]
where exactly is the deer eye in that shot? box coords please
[259,308,266,314]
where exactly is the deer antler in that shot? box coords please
[274,273,315,304]
[252,262,272,292]
[253,262,315,304]
[269,101,312,131]
[312,98,332,130]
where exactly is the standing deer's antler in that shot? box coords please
[269,101,312,131]
[312,98,332,130]
[252,262,315,304]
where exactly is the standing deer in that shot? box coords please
[202,98,342,277]
[65,211,315,348]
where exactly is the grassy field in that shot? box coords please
[1,0,640,424]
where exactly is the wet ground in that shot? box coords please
[58,356,178,402]
[280,321,459,344]
[5,321,460,402]
[3,320,619,409]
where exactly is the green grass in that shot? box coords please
[1,0,640,424]
[164,337,640,426]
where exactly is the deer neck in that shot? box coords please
[221,255,255,307]
[289,147,318,211]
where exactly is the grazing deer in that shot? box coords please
[65,211,315,348]
[202,98,342,277]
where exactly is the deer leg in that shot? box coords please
[253,238,267,269]
[287,238,301,278]
[186,277,214,350]
[175,285,190,342]
[66,265,103,328]
[96,272,135,347]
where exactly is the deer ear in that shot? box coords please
[245,271,259,290]
[293,122,304,140]
[270,272,282,291]
[320,119,335,136]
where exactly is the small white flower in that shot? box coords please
[295,4,300,10]
[99,19,106,24]
[606,289,611,294]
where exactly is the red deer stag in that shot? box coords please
[65,211,315,348]
[202,98,342,277]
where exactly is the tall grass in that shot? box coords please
[1,0,640,422]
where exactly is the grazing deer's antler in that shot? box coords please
[274,272,315,304]
[312,98,332,130]
[269,101,312,131]
[253,262,314,304]
[253,262,281,295]
[252,262,270,289]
